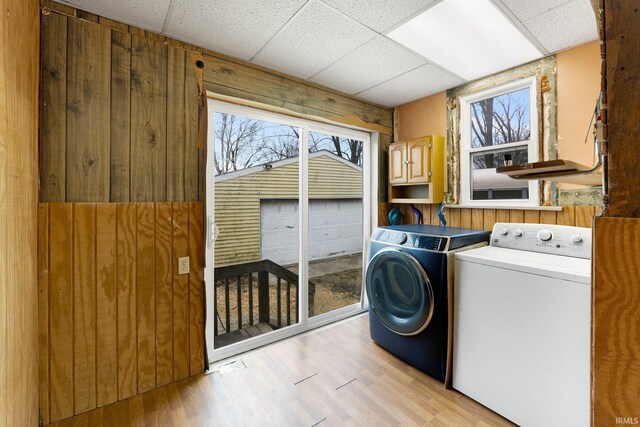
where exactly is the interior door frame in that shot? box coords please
[204,97,378,363]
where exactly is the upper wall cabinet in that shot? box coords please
[388,135,444,203]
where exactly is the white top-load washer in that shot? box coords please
[452,222,591,427]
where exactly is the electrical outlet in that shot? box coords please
[178,257,190,275]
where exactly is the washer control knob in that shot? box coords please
[513,228,523,237]
[571,234,583,244]
[498,227,508,236]
[396,233,408,245]
[537,229,553,241]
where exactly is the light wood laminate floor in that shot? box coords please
[48,314,513,426]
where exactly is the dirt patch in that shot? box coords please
[310,268,362,316]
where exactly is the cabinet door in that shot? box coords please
[389,142,407,184]
[408,138,431,183]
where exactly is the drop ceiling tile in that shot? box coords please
[163,0,307,61]
[357,64,464,107]
[252,0,377,79]
[310,36,427,95]
[499,0,572,21]
[523,0,598,53]
[322,0,437,33]
[60,0,172,32]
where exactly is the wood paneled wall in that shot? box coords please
[38,202,205,423]
[39,3,394,204]
[40,9,202,203]
[0,0,40,425]
[380,203,598,229]
[601,1,640,217]
[592,217,640,424]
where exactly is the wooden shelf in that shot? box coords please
[497,159,603,186]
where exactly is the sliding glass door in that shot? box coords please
[205,99,375,362]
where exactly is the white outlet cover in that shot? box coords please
[178,256,190,275]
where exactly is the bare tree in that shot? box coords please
[310,133,363,166]
[214,113,262,175]
[256,126,299,162]
[471,91,530,169]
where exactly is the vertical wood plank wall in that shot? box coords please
[380,203,598,229]
[40,11,202,202]
[39,4,394,204]
[0,0,40,425]
[592,217,640,424]
[38,202,205,423]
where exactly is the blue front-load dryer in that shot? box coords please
[365,224,490,382]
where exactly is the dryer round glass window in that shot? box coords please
[365,248,434,336]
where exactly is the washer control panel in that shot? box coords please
[490,222,592,259]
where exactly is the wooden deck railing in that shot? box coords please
[213,260,315,339]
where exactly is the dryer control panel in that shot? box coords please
[373,230,448,252]
[490,223,592,259]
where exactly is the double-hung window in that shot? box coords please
[459,76,539,207]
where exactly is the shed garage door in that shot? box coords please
[260,199,363,266]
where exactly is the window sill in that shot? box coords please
[445,204,562,211]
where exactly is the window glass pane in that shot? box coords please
[214,112,300,174]
[308,131,364,317]
[471,147,529,200]
[470,87,530,148]
[213,112,301,348]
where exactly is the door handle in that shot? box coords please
[207,216,219,248]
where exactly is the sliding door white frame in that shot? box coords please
[204,98,377,363]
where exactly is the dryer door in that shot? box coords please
[365,248,434,336]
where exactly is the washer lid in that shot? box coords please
[455,246,591,284]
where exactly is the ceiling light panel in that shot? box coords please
[387,0,542,81]
[322,0,438,33]
[499,0,573,21]
[522,0,598,53]
[61,0,172,32]
[252,0,376,79]
[357,63,464,107]
[311,36,427,95]
[163,0,307,61]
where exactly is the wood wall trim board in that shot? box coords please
[189,202,206,375]
[40,11,67,202]
[172,203,190,381]
[66,19,111,202]
[130,38,168,202]
[602,1,640,217]
[73,203,98,413]
[95,203,118,407]
[116,203,137,401]
[136,202,157,392]
[38,204,50,425]
[2,1,40,424]
[40,202,205,422]
[593,217,640,424]
[201,48,393,119]
[202,56,392,134]
[167,49,187,202]
[155,203,174,387]
[49,203,74,422]
[185,53,201,203]
[110,30,132,202]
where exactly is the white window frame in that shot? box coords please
[204,98,377,363]
[459,76,539,208]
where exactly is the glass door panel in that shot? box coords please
[212,111,301,350]
[307,131,364,318]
